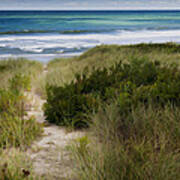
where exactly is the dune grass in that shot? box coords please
[42,43,180,179]
[0,58,43,89]
[45,43,180,88]
[0,58,44,179]
[0,148,41,180]
[1,43,180,179]
[31,43,180,98]
[0,82,43,149]
[70,103,180,180]
[0,59,43,149]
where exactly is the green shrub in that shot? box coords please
[44,43,180,98]
[45,85,98,128]
[45,57,180,128]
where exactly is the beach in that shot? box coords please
[1,10,180,61]
[1,10,180,180]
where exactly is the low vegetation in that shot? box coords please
[43,43,180,179]
[0,70,43,148]
[0,149,39,180]
[45,56,180,128]
[0,59,43,179]
[71,103,180,180]
[45,43,180,90]
[0,58,43,89]
[1,43,180,179]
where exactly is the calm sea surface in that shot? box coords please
[0,10,180,61]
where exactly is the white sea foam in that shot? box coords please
[0,30,180,58]
[0,44,7,47]
[0,30,180,42]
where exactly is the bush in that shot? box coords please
[45,57,180,128]
[45,84,99,128]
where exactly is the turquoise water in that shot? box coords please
[0,10,180,61]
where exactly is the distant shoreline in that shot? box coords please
[1,10,180,12]
[0,9,180,12]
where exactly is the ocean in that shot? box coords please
[0,10,180,61]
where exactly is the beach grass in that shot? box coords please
[0,148,41,180]
[45,43,180,88]
[42,43,180,179]
[0,59,44,179]
[0,72,43,149]
[0,58,43,89]
[1,43,180,179]
[32,43,180,97]
[70,103,180,180]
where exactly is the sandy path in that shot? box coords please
[25,65,84,179]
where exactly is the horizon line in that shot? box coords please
[1,9,180,11]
